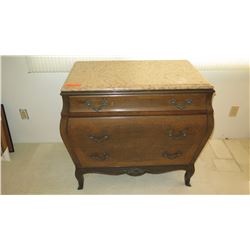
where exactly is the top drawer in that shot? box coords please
[68,93,207,114]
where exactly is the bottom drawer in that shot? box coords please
[68,115,207,168]
[74,143,200,168]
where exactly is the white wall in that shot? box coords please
[2,56,67,143]
[203,70,249,139]
[1,56,249,143]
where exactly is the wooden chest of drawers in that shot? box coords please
[60,61,214,190]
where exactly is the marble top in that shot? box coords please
[62,60,213,92]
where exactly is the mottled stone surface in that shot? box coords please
[61,60,214,91]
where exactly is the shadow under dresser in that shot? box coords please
[60,60,214,190]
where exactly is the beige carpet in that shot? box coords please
[1,139,249,194]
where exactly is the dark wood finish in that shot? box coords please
[68,115,207,168]
[75,168,84,190]
[1,118,8,154]
[60,89,214,190]
[1,104,14,153]
[184,164,195,186]
[69,93,207,114]
[68,115,207,146]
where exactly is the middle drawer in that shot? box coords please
[68,115,207,148]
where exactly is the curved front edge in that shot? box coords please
[191,89,215,163]
[60,95,82,168]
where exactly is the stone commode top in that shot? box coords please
[62,60,214,92]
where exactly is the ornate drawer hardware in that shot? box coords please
[167,128,187,139]
[162,150,182,159]
[84,99,109,112]
[90,152,110,161]
[88,134,109,143]
[169,98,192,110]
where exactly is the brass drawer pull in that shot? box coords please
[167,129,187,139]
[84,99,109,112]
[169,98,192,110]
[88,135,109,143]
[162,150,182,159]
[90,152,109,161]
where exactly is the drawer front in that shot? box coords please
[69,93,207,113]
[68,115,207,167]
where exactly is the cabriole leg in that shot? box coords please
[184,164,195,187]
[75,168,84,190]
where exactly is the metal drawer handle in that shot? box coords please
[88,135,109,143]
[89,152,109,161]
[84,99,109,112]
[169,98,192,110]
[162,150,182,159]
[167,129,187,139]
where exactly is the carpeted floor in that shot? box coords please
[1,139,249,194]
